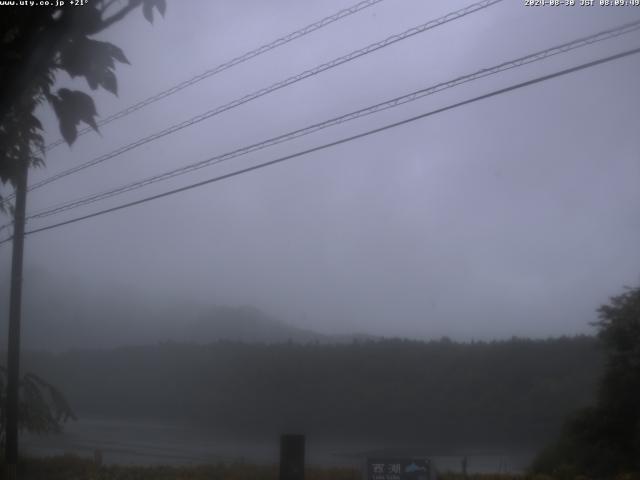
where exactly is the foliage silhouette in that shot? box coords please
[532,285,640,476]
[0,0,166,212]
[0,365,76,450]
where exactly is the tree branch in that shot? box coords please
[95,2,138,33]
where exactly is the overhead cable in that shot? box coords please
[27,19,640,221]
[1,45,635,245]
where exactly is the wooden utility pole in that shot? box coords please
[5,161,28,479]
[279,434,305,480]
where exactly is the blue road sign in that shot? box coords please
[366,458,432,480]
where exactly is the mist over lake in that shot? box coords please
[21,416,536,474]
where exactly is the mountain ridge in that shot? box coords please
[0,270,371,350]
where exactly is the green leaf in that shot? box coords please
[58,89,98,128]
[106,43,130,65]
[142,1,154,23]
[155,0,166,17]
[59,116,77,145]
[141,0,165,23]
[101,69,118,96]
[59,39,125,93]
[49,89,99,145]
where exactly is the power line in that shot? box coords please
[43,0,388,152]
[2,45,636,246]
[22,0,504,196]
[26,19,640,221]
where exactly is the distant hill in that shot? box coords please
[2,271,604,450]
[166,305,328,344]
[0,269,364,350]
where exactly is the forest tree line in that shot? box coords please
[13,336,602,450]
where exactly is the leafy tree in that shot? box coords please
[532,285,640,476]
[0,365,76,451]
[0,0,167,462]
[0,0,166,212]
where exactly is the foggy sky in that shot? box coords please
[1,0,640,346]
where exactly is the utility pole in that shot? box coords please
[279,434,305,480]
[5,161,28,480]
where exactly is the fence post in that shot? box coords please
[279,434,305,480]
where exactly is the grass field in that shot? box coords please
[1,455,639,480]
[4,456,356,480]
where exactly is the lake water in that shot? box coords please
[20,417,535,474]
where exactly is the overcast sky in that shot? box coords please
[1,0,639,343]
